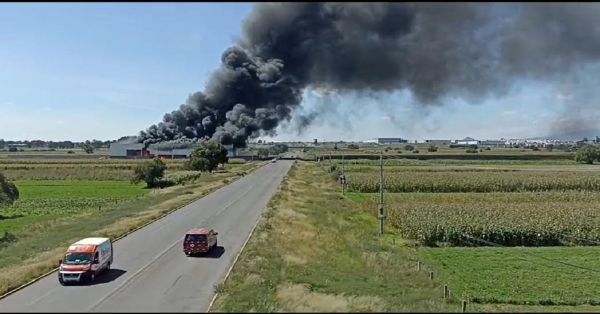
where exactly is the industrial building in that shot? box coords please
[425,139,452,145]
[377,138,408,145]
[109,141,244,159]
[108,142,147,158]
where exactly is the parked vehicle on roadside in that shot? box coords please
[183,228,218,256]
[58,237,113,285]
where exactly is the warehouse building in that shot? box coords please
[109,141,250,159]
[377,137,408,145]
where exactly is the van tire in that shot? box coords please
[58,275,65,286]
[90,272,95,283]
[106,262,111,273]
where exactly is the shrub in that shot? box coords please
[131,158,167,188]
[0,172,19,205]
[186,143,228,172]
[575,145,600,164]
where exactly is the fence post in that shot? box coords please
[429,271,433,280]
[461,300,467,313]
[417,261,421,271]
[444,285,449,299]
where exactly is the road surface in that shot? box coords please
[0,160,293,312]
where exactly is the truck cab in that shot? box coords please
[58,237,113,285]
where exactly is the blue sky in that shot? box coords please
[0,3,575,142]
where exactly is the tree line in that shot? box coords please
[132,142,230,188]
[0,139,115,151]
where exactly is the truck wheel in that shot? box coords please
[58,275,65,286]
[106,262,111,273]
[89,272,95,283]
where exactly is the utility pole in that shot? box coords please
[378,149,385,235]
[341,151,346,195]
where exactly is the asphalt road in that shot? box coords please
[0,160,293,312]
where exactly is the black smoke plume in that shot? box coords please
[139,3,600,146]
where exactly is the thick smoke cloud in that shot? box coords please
[139,3,600,146]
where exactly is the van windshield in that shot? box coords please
[64,252,92,265]
[185,234,207,242]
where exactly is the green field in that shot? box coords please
[424,247,600,305]
[0,180,148,235]
[0,158,187,180]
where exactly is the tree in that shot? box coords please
[131,158,167,188]
[0,172,19,205]
[268,143,289,155]
[334,143,338,150]
[575,144,600,164]
[347,144,359,149]
[257,148,270,159]
[405,144,415,151]
[186,142,229,173]
[427,145,438,152]
[81,141,95,154]
[91,139,104,149]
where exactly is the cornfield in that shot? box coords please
[346,171,600,193]
[361,192,600,247]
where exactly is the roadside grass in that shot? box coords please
[211,161,457,312]
[0,161,264,296]
[423,246,600,306]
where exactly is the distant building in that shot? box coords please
[377,138,408,145]
[425,139,452,145]
[478,140,507,147]
[109,141,239,159]
[453,137,479,146]
[109,142,147,158]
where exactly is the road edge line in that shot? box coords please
[206,206,262,313]
[206,161,291,312]
[0,161,269,302]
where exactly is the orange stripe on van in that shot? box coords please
[67,244,96,253]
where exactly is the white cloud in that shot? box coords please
[310,87,338,98]
[556,93,572,100]
[501,110,517,116]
